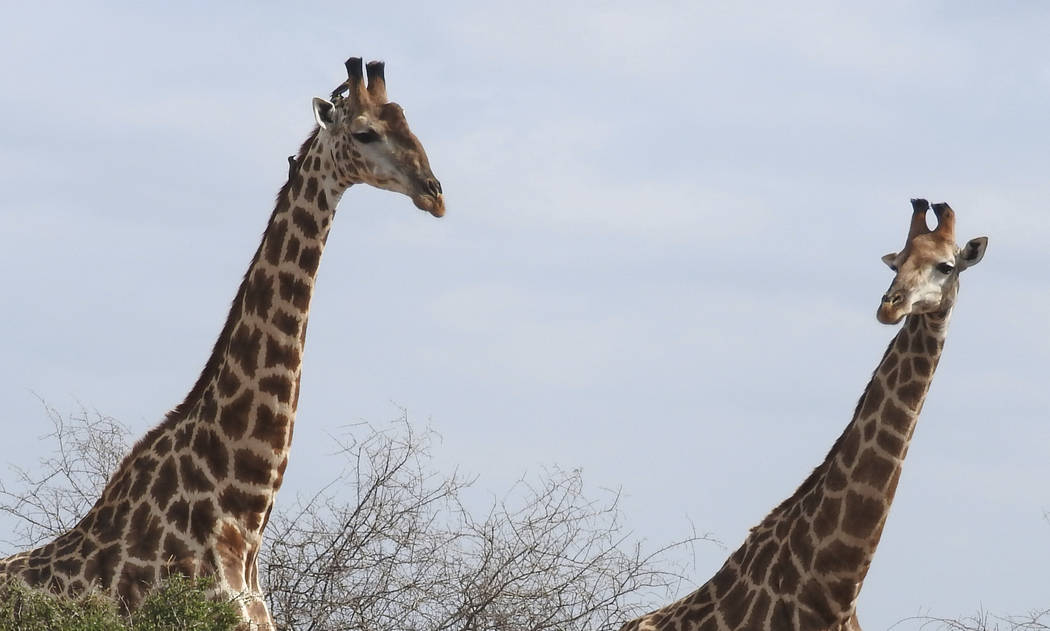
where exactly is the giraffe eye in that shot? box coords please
[936,262,954,274]
[351,129,381,144]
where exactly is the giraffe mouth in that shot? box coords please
[413,193,445,218]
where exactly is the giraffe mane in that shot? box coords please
[757,332,898,526]
[96,127,323,510]
[165,127,320,425]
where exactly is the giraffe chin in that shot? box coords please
[413,194,445,218]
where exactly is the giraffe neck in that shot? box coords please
[812,310,949,590]
[756,309,951,622]
[0,127,362,626]
[619,311,953,631]
[168,129,350,530]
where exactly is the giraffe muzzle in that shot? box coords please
[412,179,445,218]
[877,302,905,325]
[412,192,445,218]
[876,289,906,324]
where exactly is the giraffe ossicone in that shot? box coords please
[622,199,987,631]
[0,56,444,631]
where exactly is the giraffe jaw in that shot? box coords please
[876,306,905,325]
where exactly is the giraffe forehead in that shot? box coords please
[900,234,957,265]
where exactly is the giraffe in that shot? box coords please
[0,57,444,630]
[621,199,988,631]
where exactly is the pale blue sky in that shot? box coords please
[1,2,1048,628]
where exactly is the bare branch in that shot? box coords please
[1,403,710,631]
[0,398,129,551]
[898,608,1050,631]
[262,414,709,631]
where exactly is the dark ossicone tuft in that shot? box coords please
[366,61,385,82]
[345,57,363,80]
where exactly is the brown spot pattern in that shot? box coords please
[252,404,289,451]
[812,496,841,538]
[217,365,241,397]
[882,399,912,433]
[898,380,925,409]
[218,486,269,531]
[117,562,156,611]
[859,378,884,417]
[271,309,300,336]
[298,246,321,275]
[229,324,263,376]
[304,178,318,203]
[131,456,158,497]
[234,449,273,486]
[876,429,904,455]
[284,235,301,263]
[265,337,300,370]
[259,374,293,403]
[853,449,896,489]
[128,504,163,560]
[264,220,288,266]
[292,206,320,237]
[277,271,311,310]
[219,390,254,440]
[814,538,865,576]
[190,499,216,543]
[217,524,247,592]
[244,269,275,319]
[84,543,121,588]
[167,499,190,532]
[151,457,178,510]
[841,491,885,539]
[153,435,172,456]
[179,455,213,493]
[199,389,218,424]
[193,427,229,479]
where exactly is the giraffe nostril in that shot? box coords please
[882,293,903,306]
[425,179,442,196]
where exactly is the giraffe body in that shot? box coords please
[0,57,444,630]
[621,200,987,631]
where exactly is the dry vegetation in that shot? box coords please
[1,404,704,631]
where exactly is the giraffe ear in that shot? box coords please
[957,236,988,271]
[312,97,338,129]
[881,252,899,270]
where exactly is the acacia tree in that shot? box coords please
[0,404,704,631]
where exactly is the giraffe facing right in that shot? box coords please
[0,57,443,631]
[622,199,988,631]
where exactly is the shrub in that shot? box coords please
[0,574,240,631]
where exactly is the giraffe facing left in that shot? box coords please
[0,56,444,631]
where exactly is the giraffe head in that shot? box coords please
[877,198,987,324]
[310,57,445,217]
